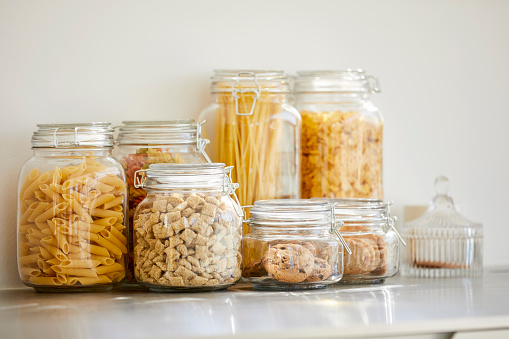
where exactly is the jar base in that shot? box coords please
[27,283,115,293]
[139,282,233,293]
[336,277,386,285]
[252,283,328,291]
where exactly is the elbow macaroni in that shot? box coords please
[18,157,127,287]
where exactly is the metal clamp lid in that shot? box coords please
[330,202,352,254]
[232,72,261,116]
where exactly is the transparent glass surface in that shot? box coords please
[401,177,483,278]
[17,148,127,292]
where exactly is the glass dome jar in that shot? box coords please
[330,199,404,284]
[294,70,383,199]
[242,199,350,290]
[401,176,483,278]
[17,122,127,291]
[132,163,243,291]
[199,70,301,227]
[117,120,211,281]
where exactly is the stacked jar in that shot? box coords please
[17,123,128,291]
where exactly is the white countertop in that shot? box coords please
[1,267,509,339]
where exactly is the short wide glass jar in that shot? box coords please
[17,123,128,292]
[132,163,243,292]
[331,199,403,284]
[242,200,345,290]
[294,70,383,199]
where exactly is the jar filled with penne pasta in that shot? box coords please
[294,70,384,200]
[132,163,242,292]
[199,70,301,233]
[17,123,128,291]
[117,120,211,283]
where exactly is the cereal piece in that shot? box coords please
[187,256,200,268]
[195,245,208,259]
[168,236,183,249]
[181,207,196,218]
[149,265,162,280]
[201,203,217,217]
[191,221,208,235]
[186,195,205,209]
[206,235,217,247]
[216,258,227,272]
[156,261,166,271]
[179,258,192,270]
[165,247,181,261]
[210,242,226,255]
[163,271,174,279]
[194,234,208,246]
[167,260,179,271]
[189,276,208,286]
[212,273,223,282]
[174,266,196,281]
[243,259,267,278]
[263,244,315,283]
[176,244,188,257]
[162,211,182,224]
[172,217,188,234]
[205,264,218,274]
[158,277,171,286]
[167,196,185,207]
[200,272,213,279]
[153,255,164,263]
[305,258,333,282]
[169,276,185,286]
[204,196,220,206]
[148,211,160,226]
[201,215,215,226]
[200,257,210,268]
[155,239,165,254]
[206,279,220,285]
[180,228,197,245]
[152,200,167,213]
[173,201,188,212]
[152,223,172,239]
[188,213,200,226]
[225,256,236,269]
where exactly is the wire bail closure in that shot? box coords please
[232,72,261,116]
[330,202,352,254]
[385,202,406,246]
[133,169,148,189]
[52,127,82,148]
[223,166,242,217]
[196,120,212,163]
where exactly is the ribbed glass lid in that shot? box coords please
[211,70,290,93]
[249,199,332,227]
[31,122,114,148]
[294,69,381,94]
[117,120,199,145]
[329,198,388,225]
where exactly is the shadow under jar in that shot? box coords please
[132,163,243,292]
[329,199,404,284]
[17,123,128,292]
[242,200,346,291]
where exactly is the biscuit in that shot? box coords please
[305,258,333,282]
[242,258,267,278]
[268,240,317,256]
[263,244,315,283]
[343,237,379,275]
[371,235,388,275]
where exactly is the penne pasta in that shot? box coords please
[20,266,41,278]
[77,275,111,285]
[100,230,127,254]
[93,263,123,275]
[93,235,122,256]
[29,276,62,285]
[51,265,98,278]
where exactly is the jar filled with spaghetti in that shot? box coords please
[117,120,211,282]
[199,70,301,232]
[294,70,383,199]
[17,123,127,291]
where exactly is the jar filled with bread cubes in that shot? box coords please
[198,70,301,232]
[294,70,383,199]
[132,163,243,291]
[17,123,128,291]
[330,199,405,284]
[117,120,211,282]
[242,200,350,290]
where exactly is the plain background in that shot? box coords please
[1,0,508,288]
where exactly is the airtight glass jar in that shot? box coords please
[17,123,127,292]
[199,70,301,222]
[331,199,404,284]
[117,120,211,281]
[132,163,243,292]
[294,70,383,199]
[242,199,347,290]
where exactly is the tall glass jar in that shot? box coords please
[242,199,347,290]
[132,163,243,292]
[17,123,127,291]
[294,70,383,199]
[117,120,211,281]
[199,70,301,226]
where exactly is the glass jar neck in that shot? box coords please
[295,92,370,104]
[249,224,332,237]
[32,148,112,157]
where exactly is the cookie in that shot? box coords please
[263,244,315,283]
[305,258,333,282]
[371,235,388,275]
[242,258,267,278]
[343,237,379,275]
[268,240,316,256]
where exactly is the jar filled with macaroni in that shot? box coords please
[117,120,211,282]
[199,70,301,233]
[132,163,243,292]
[294,70,383,199]
[17,123,128,291]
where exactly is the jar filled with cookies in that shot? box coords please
[117,120,211,282]
[330,199,405,284]
[17,123,128,291]
[132,163,242,291]
[294,70,383,199]
[242,200,350,290]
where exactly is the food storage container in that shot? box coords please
[330,199,404,284]
[401,176,483,277]
[132,163,242,291]
[242,199,350,290]
[294,70,383,199]
[117,120,211,281]
[199,70,301,228]
[17,123,127,291]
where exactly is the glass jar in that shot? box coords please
[294,70,383,199]
[401,176,483,278]
[17,123,127,291]
[132,163,243,291]
[330,198,404,284]
[117,120,211,281]
[199,70,301,223]
[242,199,348,290]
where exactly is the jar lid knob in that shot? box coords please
[435,176,449,196]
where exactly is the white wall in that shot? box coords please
[1,0,508,288]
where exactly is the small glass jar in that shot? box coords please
[401,177,483,278]
[117,120,211,281]
[242,199,346,290]
[199,70,301,220]
[17,123,128,291]
[331,199,403,284]
[294,70,383,199]
[132,163,243,291]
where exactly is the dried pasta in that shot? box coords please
[18,157,127,288]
